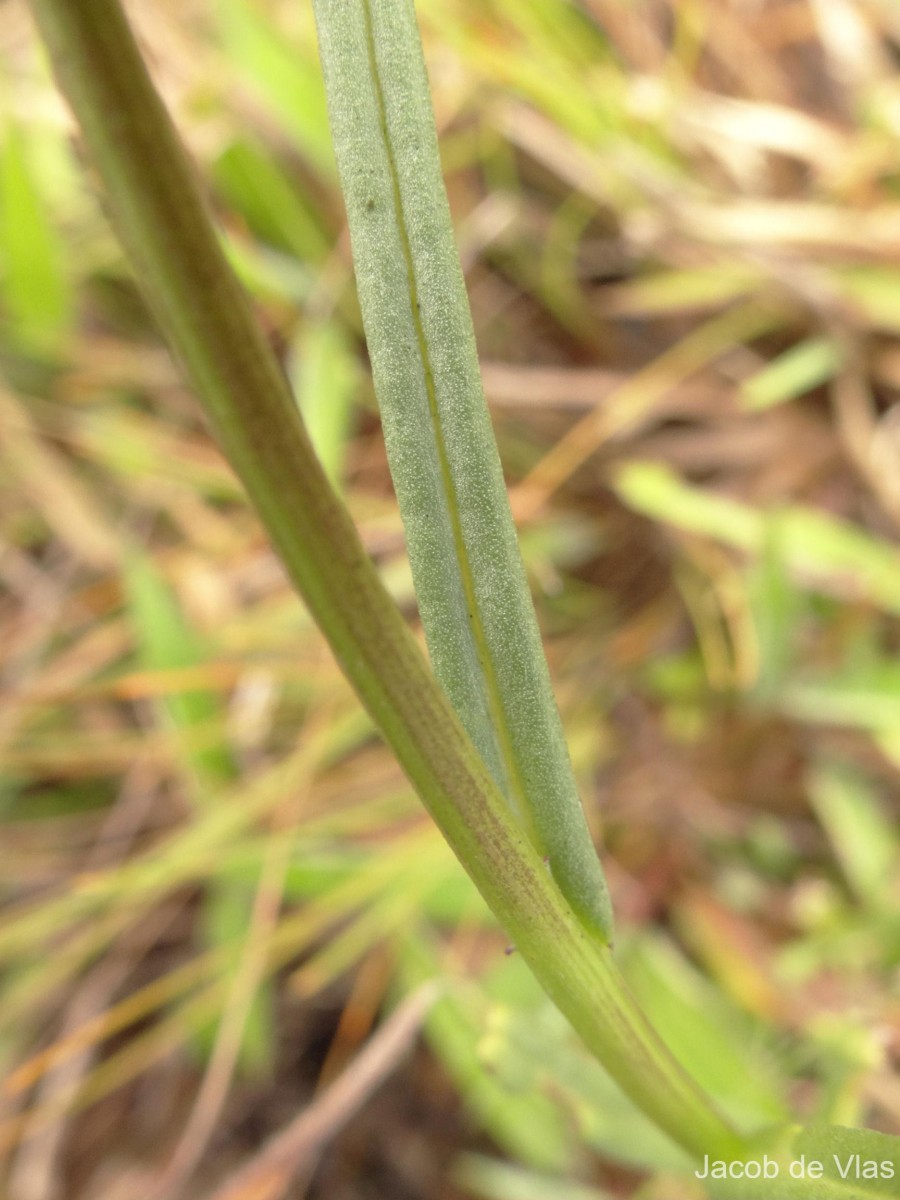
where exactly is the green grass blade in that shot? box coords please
[614,461,900,617]
[312,0,613,945]
[741,336,843,411]
[0,118,71,350]
[214,0,334,177]
[125,551,235,794]
[808,763,899,908]
[125,550,271,1071]
[291,317,359,488]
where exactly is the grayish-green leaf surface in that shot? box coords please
[312,0,613,944]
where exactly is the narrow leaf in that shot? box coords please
[615,461,900,617]
[125,551,271,1071]
[290,317,358,487]
[125,551,234,795]
[741,336,843,411]
[808,763,898,906]
[0,119,71,348]
[312,0,613,944]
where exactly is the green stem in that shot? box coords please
[29,0,746,1161]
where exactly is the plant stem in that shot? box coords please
[29,0,747,1160]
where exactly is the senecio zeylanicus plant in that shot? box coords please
[29,0,900,1194]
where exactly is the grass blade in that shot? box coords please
[0,117,71,350]
[125,551,272,1071]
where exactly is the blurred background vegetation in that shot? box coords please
[1,0,900,1197]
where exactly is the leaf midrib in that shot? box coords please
[360,0,537,841]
